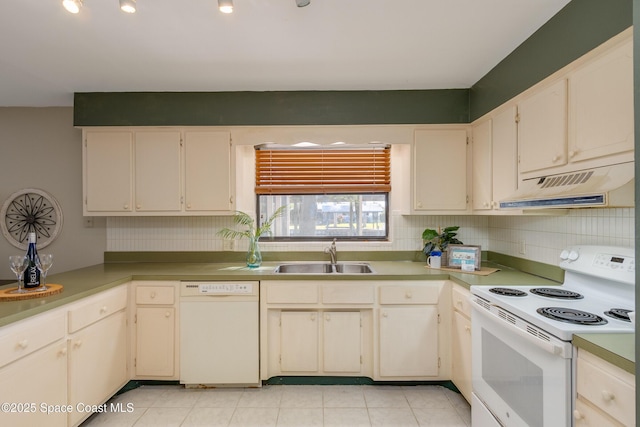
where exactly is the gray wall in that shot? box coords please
[0,107,106,279]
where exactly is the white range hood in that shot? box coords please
[499,162,635,209]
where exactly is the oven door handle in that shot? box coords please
[471,300,572,358]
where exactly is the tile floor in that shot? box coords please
[82,384,471,427]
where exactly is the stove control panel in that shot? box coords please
[560,245,635,284]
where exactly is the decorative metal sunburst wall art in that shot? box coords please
[1,188,63,250]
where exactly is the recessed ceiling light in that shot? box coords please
[119,0,136,13]
[218,0,233,13]
[62,0,83,14]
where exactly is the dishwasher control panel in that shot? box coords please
[181,281,256,297]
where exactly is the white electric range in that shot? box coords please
[470,245,635,426]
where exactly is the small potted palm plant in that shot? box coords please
[218,206,288,268]
[422,226,463,266]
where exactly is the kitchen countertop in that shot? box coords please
[573,333,635,374]
[0,258,633,373]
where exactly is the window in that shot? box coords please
[256,145,390,240]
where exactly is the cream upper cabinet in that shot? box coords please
[517,78,568,175]
[84,130,133,213]
[472,106,519,212]
[471,119,492,211]
[83,128,234,216]
[184,131,232,212]
[414,129,468,211]
[134,131,182,212]
[568,37,634,164]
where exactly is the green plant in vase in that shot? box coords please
[422,226,463,265]
[218,206,288,268]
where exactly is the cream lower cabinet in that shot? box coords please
[0,309,67,427]
[67,285,128,427]
[574,349,635,427]
[262,281,373,379]
[450,284,472,403]
[131,282,178,379]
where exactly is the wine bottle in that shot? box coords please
[23,232,41,289]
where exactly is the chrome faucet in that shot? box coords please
[324,238,337,265]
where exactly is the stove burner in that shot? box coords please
[489,287,527,297]
[530,288,583,300]
[537,307,608,325]
[604,308,632,322]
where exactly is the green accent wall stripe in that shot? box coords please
[72,1,631,127]
[73,90,469,126]
[470,0,632,120]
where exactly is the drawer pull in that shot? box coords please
[17,339,28,349]
[464,325,471,333]
[325,314,331,321]
[382,311,388,318]
[150,292,156,299]
[73,340,83,348]
[123,204,129,210]
[573,409,583,420]
[601,390,615,402]
[58,347,67,357]
[100,306,108,314]
[456,300,463,307]
[310,313,316,321]
[405,292,412,299]
[165,311,171,318]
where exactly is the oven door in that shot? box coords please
[471,298,573,427]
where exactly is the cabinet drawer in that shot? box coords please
[452,285,471,318]
[136,286,175,305]
[575,398,624,427]
[322,284,374,304]
[379,285,439,305]
[68,285,128,333]
[266,283,318,304]
[577,350,635,426]
[0,309,65,368]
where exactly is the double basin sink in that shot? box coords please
[274,262,374,274]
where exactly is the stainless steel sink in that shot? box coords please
[274,262,374,274]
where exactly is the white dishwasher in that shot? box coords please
[180,281,259,387]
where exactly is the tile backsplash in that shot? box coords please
[107,208,634,266]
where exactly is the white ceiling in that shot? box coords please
[0,0,571,107]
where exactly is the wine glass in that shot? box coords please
[35,254,53,292]
[9,255,29,294]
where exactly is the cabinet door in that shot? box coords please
[184,131,232,212]
[68,311,128,427]
[451,310,472,403]
[136,307,175,377]
[84,131,133,213]
[414,129,467,211]
[471,120,492,211]
[379,307,438,377]
[134,131,182,212]
[491,106,518,208]
[280,311,318,372]
[568,38,634,163]
[323,312,361,373]
[0,341,67,427]
[517,79,567,174]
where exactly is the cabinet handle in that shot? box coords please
[136,204,142,210]
[123,204,129,210]
[569,150,577,158]
[483,202,490,208]
[382,311,388,318]
[73,340,83,348]
[17,339,28,349]
[150,292,156,299]
[601,390,615,402]
[416,201,423,208]
[187,203,192,209]
[100,306,108,314]
[552,155,561,162]
[465,325,471,333]
[165,311,171,318]
[456,300,463,307]
[310,313,316,321]
[405,292,412,299]
[573,409,583,420]
[58,347,67,357]
[325,314,331,321]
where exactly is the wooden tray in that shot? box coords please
[0,284,63,301]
